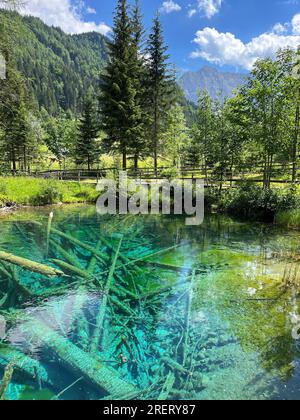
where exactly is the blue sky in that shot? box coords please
[19,0,300,74]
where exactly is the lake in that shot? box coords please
[0,205,300,400]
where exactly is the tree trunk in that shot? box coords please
[292,91,300,182]
[23,146,27,173]
[27,320,137,396]
[122,149,127,170]
[134,154,138,173]
[268,154,274,189]
[263,154,268,189]
[11,149,16,173]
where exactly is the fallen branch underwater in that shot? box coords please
[90,237,123,354]
[0,251,64,278]
[0,362,14,401]
[26,320,138,396]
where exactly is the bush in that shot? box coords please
[204,187,221,209]
[161,167,179,180]
[220,183,300,221]
[30,184,63,206]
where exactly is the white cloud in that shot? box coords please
[191,14,300,70]
[272,23,288,34]
[20,0,111,35]
[196,0,223,19]
[87,7,97,15]
[160,1,182,14]
[292,13,300,34]
[188,9,197,18]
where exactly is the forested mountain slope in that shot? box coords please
[1,10,108,114]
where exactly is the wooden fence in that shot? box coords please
[2,162,299,186]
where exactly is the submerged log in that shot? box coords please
[50,259,92,279]
[98,234,134,267]
[27,320,138,396]
[162,357,189,375]
[0,347,53,387]
[0,362,14,400]
[139,260,192,273]
[158,371,175,400]
[90,237,123,354]
[46,212,54,257]
[50,228,108,264]
[50,240,83,268]
[98,242,191,277]
[0,251,64,278]
[183,270,196,367]
[87,240,103,274]
[109,295,135,316]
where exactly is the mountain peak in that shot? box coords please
[179,66,246,103]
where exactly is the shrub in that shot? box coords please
[30,184,63,206]
[220,183,300,221]
[161,167,180,180]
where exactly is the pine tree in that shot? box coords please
[146,14,173,171]
[100,0,135,170]
[0,61,31,171]
[75,93,99,170]
[130,0,148,171]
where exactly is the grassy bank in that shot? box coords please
[1,176,300,230]
[205,183,300,229]
[0,177,99,207]
[275,209,300,229]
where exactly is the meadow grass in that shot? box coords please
[0,177,99,207]
[276,209,300,229]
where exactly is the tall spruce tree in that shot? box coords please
[0,11,31,172]
[100,0,139,170]
[146,14,173,171]
[130,0,148,171]
[75,93,99,170]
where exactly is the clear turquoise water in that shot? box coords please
[0,205,300,400]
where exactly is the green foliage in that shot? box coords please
[30,183,62,206]
[0,177,99,207]
[75,93,100,169]
[146,14,174,169]
[0,10,108,115]
[276,209,300,229]
[42,110,77,165]
[0,53,32,171]
[188,90,213,167]
[100,0,141,169]
[220,183,299,221]
[162,104,190,168]
[0,193,8,207]
[160,167,180,180]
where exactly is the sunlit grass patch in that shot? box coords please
[276,209,300,229]
[0,177,99,207]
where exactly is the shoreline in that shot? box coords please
[0,201,96,217]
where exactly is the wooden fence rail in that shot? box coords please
[1,163,299,186]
